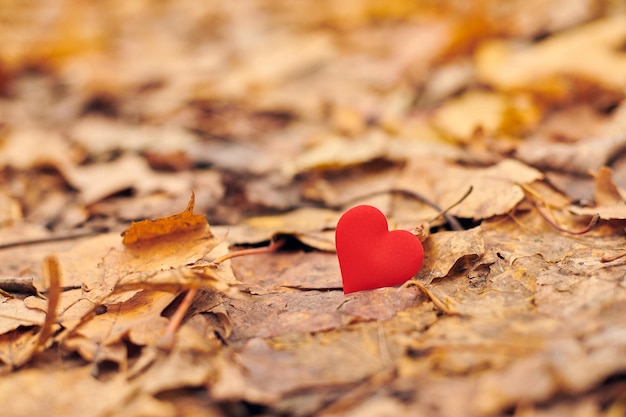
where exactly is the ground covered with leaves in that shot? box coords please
[1,1,626,416]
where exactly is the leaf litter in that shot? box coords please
[0,1,626,416]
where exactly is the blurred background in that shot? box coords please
[0,0,625,235]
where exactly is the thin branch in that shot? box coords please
[210,238,286,265]
[342,188,469,231]
[601,251,626,263]
[158,287,198,351]
[412,281,460,316]
[0,230,104,250]
[427,186,473,227]
[158,238,286,351]
[534,203,600,235]
[36,256,61,351]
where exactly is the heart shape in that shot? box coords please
[336,205,424,294]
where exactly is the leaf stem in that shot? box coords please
[342,188,469,231]
[601,251,626,263]
[159,238,285,350]
[210,238,286,265]
[158,287,198,351]
[36,256,61,352]
[412,282,459,315]
[533,203,600,235]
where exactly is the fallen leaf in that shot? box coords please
[0,366,145,417]
[517,133,626,176]
[64,153,192,206]
[476,15,626,95]
[284,131,388,177]
[63,290,174,366]
[0,191,22,226]
[0,327,40,371]
[593,166,626,205]
[416,226,484,284]
[432,90,539,142]
[1,3,626,416]
[229,207,340,250]
[570,166,626,219]
[397,158,543,219]
[0,128,80,173]
[70,116,199,156]
[0,297,45,334]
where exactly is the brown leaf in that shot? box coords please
[63,290,174,365]
[0,366,138,417]
[593,166,625,206]
[63,153,193,206]
[417,227,485,284]
[569,166,626,219]
[2,2,626,416]
[229,207,340,251]
[517,133,626,176]
[398,158,543,219]
[0,297,45,334]
[0,327,40,371]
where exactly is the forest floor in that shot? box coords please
[1,1,626,416]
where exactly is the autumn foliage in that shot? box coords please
[0,1,626,416]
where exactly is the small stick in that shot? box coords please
[426,186,473,227]
[158,239,285,350]
[0,230,103,250]
[157,287,198,351]
[36,256,61,351]
[341,188,469,231]
[412,282,459,315]
[601,251,626,263]
[533,203,600,235]
[210,239,286,265]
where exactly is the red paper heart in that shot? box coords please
[336,205,424,294]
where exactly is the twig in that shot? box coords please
[427,185,473,226]
[158,238,286,351]
[0,230,104,250]
[533,202,600,235]
[412,281,459,316]
[388,189,465,231]
[158,287,198,351]
[342,188,470,231]
[601,251,626,263]
[36,256,61,351]
[210,239,286,265]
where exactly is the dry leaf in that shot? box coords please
[569,166,626,219]
[1,3,626,416]
[0,128,79,172]
[0,297,45,335]
[228,207,340,250]
[284,131,388,177]
[432,90,539,142]
[64,153,192,206]
[517,133,626,176]
[476,15,626,94]
[417,226,485,284]
[397,158,543,220]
